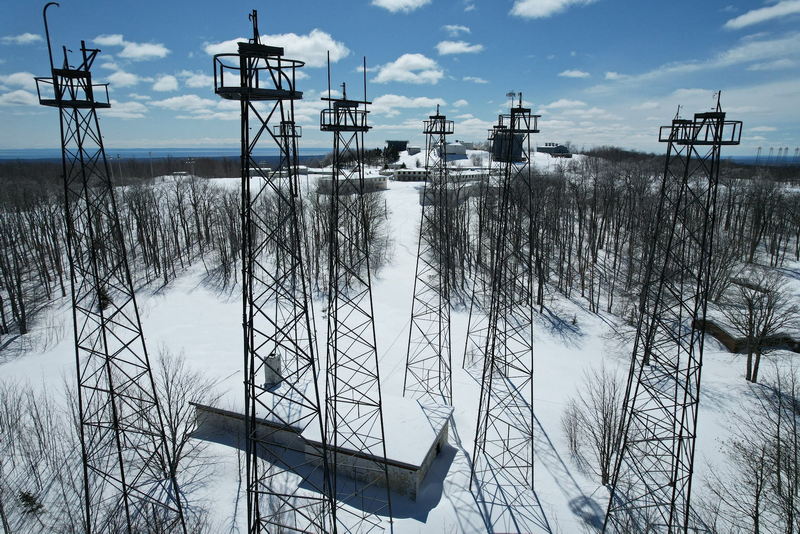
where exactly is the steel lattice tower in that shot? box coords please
[471,95,542,532]
[35,4,186,533]
[403,106,455,405]
[213,11,332,533]
[462,114,503,370]
[604,97,742,533]
[320,59,393,533]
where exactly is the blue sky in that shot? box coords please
[1,0,799,155]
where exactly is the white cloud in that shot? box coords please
[371,94,446,116]
[178,70,214,88]
[747,58,797,71]
[372,0,431,13]
[455,117,494,137]
[373,54,444,84]
[463,75,488,84]
[558,69,590,78]
[724,1,800,30]
[94,34,126,47]
[602,33,800,85]
[442,25,471,37]
[93,34,169,60]
[452,99,469,107]
[510,0,596,19]
[543,98,587,109]
[128,93,151,100]
[0,89,38,106]
[103,100,148,119]
[152,75,179,92]
[632,101,660,110]
[100,61,120,71]
[204,30,348,68]
[1,33,43,45]
[605,71,626,80]
[465,2,476,11]
[0,72,36,91]
[750,126,777,132]
[436,40,485,55]
[120,42,170,60]
[107,70,143,88]
[151,94,217,111]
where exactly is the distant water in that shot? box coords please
[724,155,799,166]
[0,147,330,160]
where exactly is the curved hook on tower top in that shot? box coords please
[43,2,60,71]
[249,9,260,45]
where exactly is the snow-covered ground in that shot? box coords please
[2,161,799,533]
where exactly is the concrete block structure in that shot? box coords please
[191,394,451,500]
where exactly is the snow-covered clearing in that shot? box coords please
[2,155,799,533]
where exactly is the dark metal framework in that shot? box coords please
[214,11,332,533]
[36,3,186,533]
[604,97,742,533]
[471,95,541,531]
[462,116,503,371]
[320,58,393,533]
[403,106,455,405]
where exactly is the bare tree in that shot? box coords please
[562,365,624,485]
[720,271,799,382]
[702,364,800,533]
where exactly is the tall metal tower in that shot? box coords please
[604,97,742,533]
[403,106,455,405]
[213,11,332,533]
[320,58,393,533]
[35,4,186,533]
[462,113,504,370]
[471,94,540,531]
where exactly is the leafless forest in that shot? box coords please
[1,151,799,532]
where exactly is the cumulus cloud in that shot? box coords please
[103,100,148,119]
[372,0,431,13]
[151,94,217,111]
[178,70,214,89]
[463,75,488,84]
[152,74,179,92]
[452,99,469,107]
[510,0,596,19]
[1,33,43,45]
[107,70,145,87]
[373,54,444,84]
[371,94,446,116]
[203,29,348,68]
[0,72,36,91]
[442,25,470,37]
[724,1,800,30]
[558,69,591,78]
[93,34,169,60]
[0,89,38,106]
[436,40,485,55]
